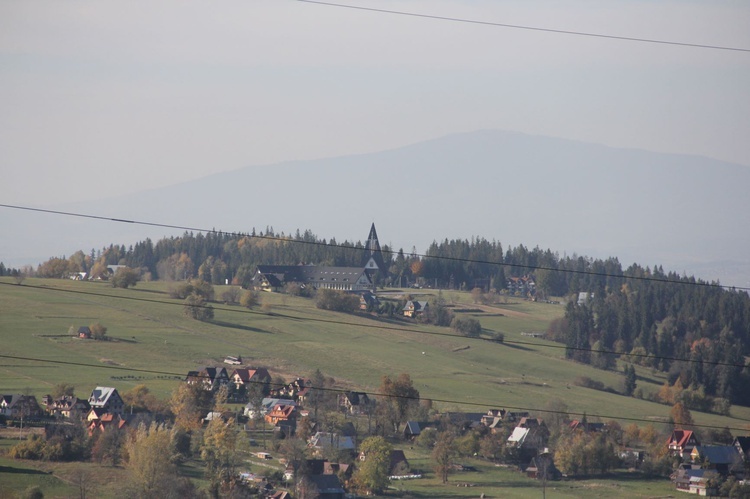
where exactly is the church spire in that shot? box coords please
[363,223,386,275]
[365,223,381,254]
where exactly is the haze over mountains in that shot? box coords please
[3,130,749,287]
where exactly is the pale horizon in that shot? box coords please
[1,0,749,207]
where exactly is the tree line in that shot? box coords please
[554,265,750,408]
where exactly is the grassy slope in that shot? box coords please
[2,277,749,427]
[2,277,749,497]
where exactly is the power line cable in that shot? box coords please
[1,280,747,370]
[295,0,750,53]
[1,203,746,292]
[2,353,747,432]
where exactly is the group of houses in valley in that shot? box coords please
[1,386,128,436]
[404,410,562,481]
[7,364,750,498]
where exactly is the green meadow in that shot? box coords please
[3,277,748,428]
[2,277,748,497]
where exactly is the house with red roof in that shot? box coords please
[265,404,297,426]
[668,429,700,460]
[87,412,127,435]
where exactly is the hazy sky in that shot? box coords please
[2,0,749,207]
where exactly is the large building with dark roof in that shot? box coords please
[252,224,386,292]
[254,265,373,292]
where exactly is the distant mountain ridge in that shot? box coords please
[3,130,749,286]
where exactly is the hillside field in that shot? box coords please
[3,277,750,427]
[2,277,750,497]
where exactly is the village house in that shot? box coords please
[308,432,356,455]
[733,436,750,464]
[668,429,700,460]
[86,407,107,422]
[673,468,720,496]
[403,300,429,318]
[230,367,270,392]
[269,378,310,403]
[42,395,90,418]
[690,445,744,476]
[568,419,606,433]
[88,412,127,435]
[359,291,380,311]
[0,394,43,419]
[507,275,535,296]
[480,409,508,432]
[76,326,92,339]
[403,421,436,440]
[525,452,562,481]
[265,404,297,426]
[507,420,550,462]
[338,391,370,415]
[88,387,124,416]
[244,398,296,419]
[185,367,230,391]
[306,475,346,499]
[284,459,354,482]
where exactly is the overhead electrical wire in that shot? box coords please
[2,204,749,431]
[295,0,750,53]
[1,2,747,447]
[2,353,747,432]
[1,280,747,370]
[1,203,747,292]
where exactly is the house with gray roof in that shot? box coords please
[307,474,345,499]
[87,387,124,415]
[185,367,230,391]
[308,432,356,454]
[0,394,43,419]
[403,421,436,440]
[403,300,429,318]
[690,445,744,475]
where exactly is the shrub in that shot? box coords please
[169,282,194,299]
[89,322,107,340]
[190,279,215,301]
[451,317,482,337]
[315,289,359,313]
[285,282,313,297]
[221,287,241,304]
[240,290,260,309]
[184,293,214,321]
[573,376,605,391]
[111,267,139,288]
[170,279,214,301]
